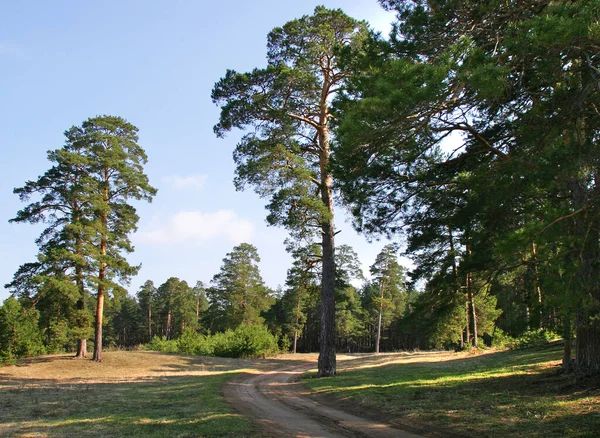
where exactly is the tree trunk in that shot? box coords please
[93,274,105,362]
[375,279,385,353]
[166,311,172,339]
[93,184,109,363]
[317,99,336,377]
[532,243,544,329]
[562,315,573,372]
[467,273,478,348]
[576,313,600,374]
[148,304,152,342]
[293,329,298,354]
[318,216,336,376]
[74,204,88,359]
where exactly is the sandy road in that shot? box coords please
[224,361,423,438]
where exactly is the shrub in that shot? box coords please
[513,329,561,349]
[146,336,178,353]
[229,324,279,358]
[146,324,279,358]
[491,328,561,350]
[176,328,213,356]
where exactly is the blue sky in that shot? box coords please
[0,1,401,302]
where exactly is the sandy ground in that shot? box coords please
[224,355,426,438]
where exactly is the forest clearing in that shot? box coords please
[1,344,598,437]
[2,1,600,437]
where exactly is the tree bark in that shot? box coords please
[562,315,573,372]
[93,182,109,362]
[316,78,336,377]
[467,273,478,348]
[375,279,385,353]
[74,203,88,358]
[93,268,105,362]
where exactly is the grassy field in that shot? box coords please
[303,343,600,437]
[0,351,304,437]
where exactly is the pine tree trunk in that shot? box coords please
[166,311,172,339]
[148,305,152,342]
[316,102,336,377]
[467,273,478,348]
[293,329,298,354]
[375,279,384,353]
[318,216,336,376]
[93,184,109,363]
[576,314,600,374]
[532,243,544,329]
[563,315,573,372]
[93,277,105,362]
[74,204,88,359]
[465,300,470,348]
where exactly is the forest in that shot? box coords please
[2,0,599,379]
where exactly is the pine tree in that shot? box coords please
[212,7,369,376]
[207,243,273,332]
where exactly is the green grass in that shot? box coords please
[1,373,259,437]
[0,351,280,437]
[303,344,600,437]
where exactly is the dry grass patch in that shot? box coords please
[0,351,308,437]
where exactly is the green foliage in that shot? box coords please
[176,328,213,356]
[208,243,273,331]
[147,324,279,359]
[494,329,562,350]
[45,317,71,354]
[146,336,178,354]
[213,324,279,358]
[0,297,45,362]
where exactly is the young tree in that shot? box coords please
[137,280,157,342]
[0,297,45,361]
[207,243,273,331]
[370,245,406,353]
[212,7,369,377]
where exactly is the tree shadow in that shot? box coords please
[305,344,600,437]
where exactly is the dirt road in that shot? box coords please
[224,360,423,438]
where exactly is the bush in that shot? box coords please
[491,328,561,350]
[146,336,178,353]
[176,328,213,355]
[229,324,279,358]
[513,329,561,349]
[146,324,280,358]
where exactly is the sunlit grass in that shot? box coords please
[0,351,301,437]
[303,344,600,437]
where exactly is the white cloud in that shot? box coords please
[161,175,207,191]
[135,210,254,246]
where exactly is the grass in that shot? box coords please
[0,351,305,437]
[303,343,600,437]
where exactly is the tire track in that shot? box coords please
[224,361,422,438]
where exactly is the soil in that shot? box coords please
[224,358,424,438]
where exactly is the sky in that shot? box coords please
[0,1,402,303]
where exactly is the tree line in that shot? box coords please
[3,1,599,375]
